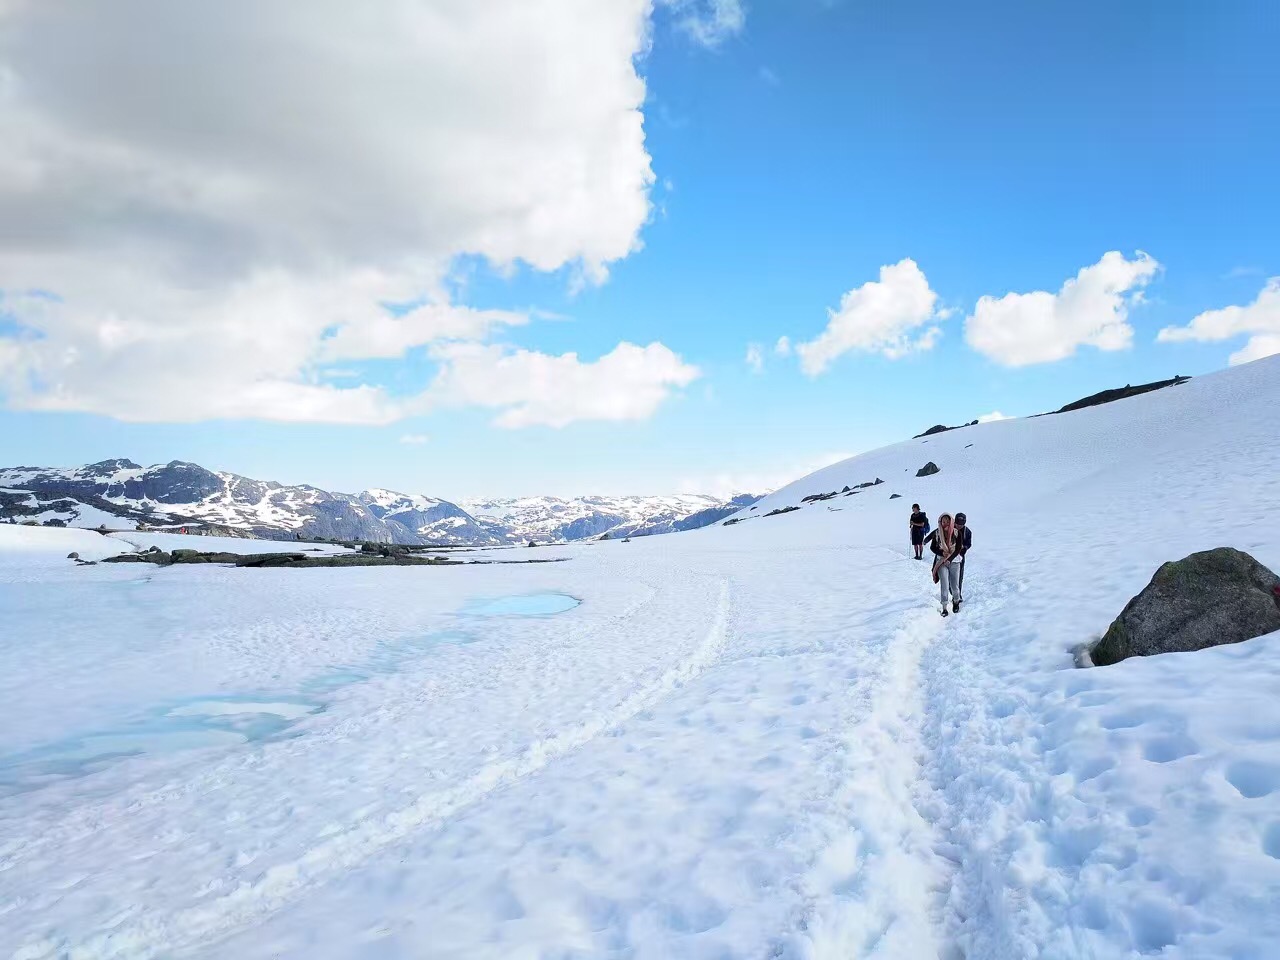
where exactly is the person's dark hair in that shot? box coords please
[911,503,919,510]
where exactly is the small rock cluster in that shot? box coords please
[102,545,458,568]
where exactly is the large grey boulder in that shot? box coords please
[1092,548,1280,666]
[916,462,940,477]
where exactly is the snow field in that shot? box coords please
[2,354,1279,958]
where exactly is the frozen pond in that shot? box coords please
[462,592,581,616]
[0,591,579,795]
[0,697,321,794]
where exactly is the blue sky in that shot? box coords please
[1,0,1278,498]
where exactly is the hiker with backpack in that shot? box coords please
[909,503,929,560]
[925,512,967,616]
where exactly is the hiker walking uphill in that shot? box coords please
[926,513,962,616]
[909,503,929,560]
[953,511,973,598]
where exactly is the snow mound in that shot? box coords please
[0,524,126,561]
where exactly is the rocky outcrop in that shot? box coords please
[916,462,940,477]
[103,547,459,568]
[764,505,801,517]
[913,420,979,439]
[1091,548,1280,666]
[1052,376,1189,416]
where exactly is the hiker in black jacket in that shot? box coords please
[952,512,973,607]
[909,503,928,560]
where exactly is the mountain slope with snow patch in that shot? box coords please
[0,462,752,546]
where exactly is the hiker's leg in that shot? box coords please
[938,562,951,605]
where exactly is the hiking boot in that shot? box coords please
[952,600,960,613]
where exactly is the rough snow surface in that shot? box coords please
[2,356,1280,958]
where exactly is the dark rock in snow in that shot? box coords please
[916,462,940,477]
[913,420,979,439]
[842,486,851,493]
[764,505,801,517]
[1091,548,1280,666]
[104,551,172,565]
[801,491,839,504]
[1051,376,1189,416]
[171,548,242,564]
[66,552,79,560]
[890,494,902,499]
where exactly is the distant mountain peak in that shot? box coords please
[1,459,760,546]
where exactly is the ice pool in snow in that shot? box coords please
[0,592,579,795]
[462,592,580,616]
[0,698,321,795]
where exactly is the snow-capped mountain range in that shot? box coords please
[0,459,759,546]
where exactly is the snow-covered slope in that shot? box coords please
[3,356,1278,959]
[0,487,137,530]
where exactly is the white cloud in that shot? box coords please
[423,341,700,429]
[745,342,764,373]
[976,410,1010,423]
[318,302,528,363]
[795,259,943,375]
[965,251,1160,367]
[1156,278,1280,366]
[0,0,658,422]
[399,434,429,445]
[659,0,746,47]
[774,336,792,357]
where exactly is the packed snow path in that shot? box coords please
[3,355,1280,959]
